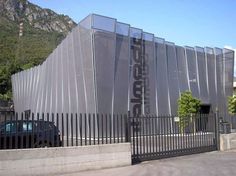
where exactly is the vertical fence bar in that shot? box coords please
[15,113,18,149]
[144,116,147,155]
[4,112,7,149]
[105,114,108,144]
[174,116,177,152]
[173,116,177,154]
[71,113,74,146]
[199,114,202,148]
[171,116,174,154]
[109,114,112,144]
[152,115,155,155]
[206,114,209,149]
[25,112,28,149]
[170,116,173,153]
[61,113,64,147]
[51,113,55,147]
[155,115,158,155]
[160,116,163,155]
[142,116,145,156]
[168,116,171,153]
[215,112,220,150]
[56,113,59,147]
[66,113,69,146]
[75,113,78,146]
[97,114,100,145]
[158,116,161,155]
[121,115,123,143]
[113,114,116,143]
[208,114,211,148]
[185,116,189,152]
[93,114,95,145]
[79,113,82,146]
[88,113,91,145]
[136,116,139,161]
[163,115,167,154]
[36,113,40,148]
[93,113,96,145]
[138,115,142,157]
[148,115,151,154]
[117,114,119,143]
[31,113,35,148]
[141,115,144,155]
[20,112,24,149]
[203,114,206,148]
[196,114,199,149]
[46,113,50,147]
[167,115,170,153]
[125,113,131,143]
[192,115,194,151]
[132,115,136,161]
[9,112,13,149]
[102,114,104,144]
[85,113,87,146]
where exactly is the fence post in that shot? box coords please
[215,110,220,150]
[125,111,131,142]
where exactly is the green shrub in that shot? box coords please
[177,91,201,133]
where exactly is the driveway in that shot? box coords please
[61,151,236,176]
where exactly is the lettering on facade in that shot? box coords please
[130,37,150,117]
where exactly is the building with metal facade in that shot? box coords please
[11,14,234,118]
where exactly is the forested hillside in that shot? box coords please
[0,0,76,101]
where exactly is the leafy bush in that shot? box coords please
[228,95,236,115]
[177,91,201,133]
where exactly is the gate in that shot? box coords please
[130,113,218,163]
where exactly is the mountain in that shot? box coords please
[0,0,76,33]
[0,0,77,101]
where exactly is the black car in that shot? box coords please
[0,120,62,149]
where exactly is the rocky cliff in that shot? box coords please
[0,0,76,34]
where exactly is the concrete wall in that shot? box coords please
[0,143,131,176]
[220,133,236,151]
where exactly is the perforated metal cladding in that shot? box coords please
[223,48,234,121]
[113,34,129,114]
[143,39,157,115]
[93,30,116,114]
[206,48,217,110]
[166,43,180,115]
[176,46,189,92]
[11,14,234,117]
[185,47,200,98]
[196,47,209,104]
[215,48,225,114]
[155,40,170,115]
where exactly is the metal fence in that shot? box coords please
[0,111,219,163]
[0,111,129,149]
[130,113,218,163]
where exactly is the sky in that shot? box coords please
[30,0,236,74]
[29,0,236,48]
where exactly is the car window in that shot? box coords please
[22,122,32,132]
[1,122,17,133]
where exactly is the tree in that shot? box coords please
[228,95,236,115]
[177,91,201,133]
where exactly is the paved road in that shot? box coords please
[60,151,236,176]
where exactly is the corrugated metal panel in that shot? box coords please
[11,14,234,117]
